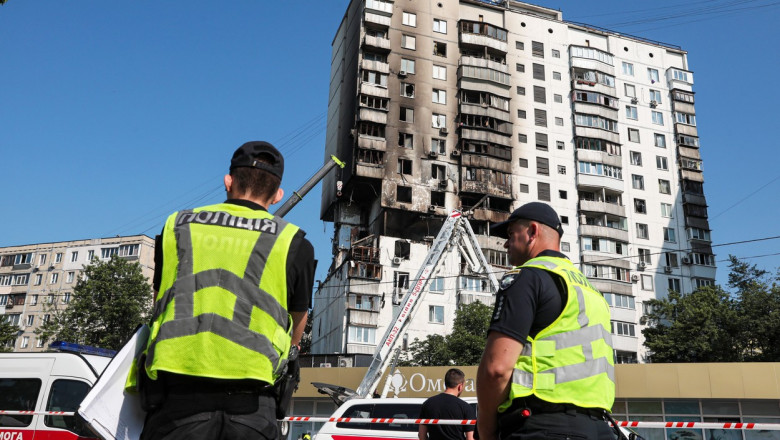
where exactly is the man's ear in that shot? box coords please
[270,187,285,205]
[224,174,233,193]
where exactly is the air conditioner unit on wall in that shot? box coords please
[428,205,437,212]
[664,266,673,273]
[392,257,402,265]
[338,357,353,368]
[682,256,692,265]
[631,274,639,282]
[319,363,332,368]
[650,100,658,107]
[631,97,638,104]
[637,263,646,271]
[429,150,438,157]
[399,70,407,77]
[439,127,448,134]
[451,150,461,157]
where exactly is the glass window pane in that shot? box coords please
[701,401,740,415]
[742,401,780,416]
[628,401,663,414]
[0,378,41,427]
[665,400,701,415]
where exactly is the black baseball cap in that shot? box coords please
[229,141,284,180]
[490,202,564,238]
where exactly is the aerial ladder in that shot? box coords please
[315,210,500,403]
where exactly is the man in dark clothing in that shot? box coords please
[418,368,476,440]
[136,141,316,440]
[477,202,615,440]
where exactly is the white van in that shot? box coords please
[0,350,111,440]
[314,398,642,440]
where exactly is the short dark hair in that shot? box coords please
[230,154,281,201]
[444,368,466,388]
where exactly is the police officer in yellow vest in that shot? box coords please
[476,202,615,440]
[138,141,315,440]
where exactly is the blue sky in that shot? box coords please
[1,1,779,289]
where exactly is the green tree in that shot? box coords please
[36,256,152,351]
[0,318,20,352]
[401,301,492,366]
[642,256,780,362]
[728,256,780,361]
[642,286,740,362]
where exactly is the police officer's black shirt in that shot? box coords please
[152,199,315,312]
[488,250,568,342]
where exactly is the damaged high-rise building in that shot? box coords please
[312,0,715,364]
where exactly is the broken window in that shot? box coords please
[460,90,509,111]
[394,241,410,259]
[359,95,389,110]
[358,121,385,138]
[400,82,415,98]
[432,113,446,129]
[363,51,387,63]
[394,272,410,303]
[397,158,412,175]
[461,141,511,161]
[459,114,510,134]
[433,41,447,57]
[432,164,446,182]
[356,148,384,165]
[348,262,382,280]
[431,191,445,207]
[396,185,412,203]
[398,132,413,148]
[432,138,446,154]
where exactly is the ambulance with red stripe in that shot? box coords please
[0,343,112,440]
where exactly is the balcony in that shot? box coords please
[347,310,379,327]
[471,207,510,223]
[570,56,616,77]
[459,32,508,53]
[365,0,393,15]
[355,163,384,179]
[573,125,620,145]
[364,11,391,27]
[576,173,624,193]
[358,108,387,125]
[459,103,510,121]
[460,128,512,147]
[360,58,389,74]
[460,180,512,199]
[357,134,386,151]
[579,224,629,242]
[457,290,496,308]
[459,56,508,74]
[579,200,625,217]
[576,148,622,168]
[360,82,388,98]
[362,34,391,52]
[591,280,632,295]
[351,246,380,264]
[675,123,698,137]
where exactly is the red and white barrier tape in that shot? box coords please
[3,412,779,431]
[0,411,71,416]
[282,417,780,431]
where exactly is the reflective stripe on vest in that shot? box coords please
[146,204,297,382]
[502,256,615,411]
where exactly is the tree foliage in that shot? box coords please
[0,319,20,352]
[35,256,152,351]
[642,256,780,362]
[400,301,492,366]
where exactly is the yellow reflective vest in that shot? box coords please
[499,255,615,411]
[142,203,299,385]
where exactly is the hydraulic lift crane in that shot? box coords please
[315,210,500,403]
